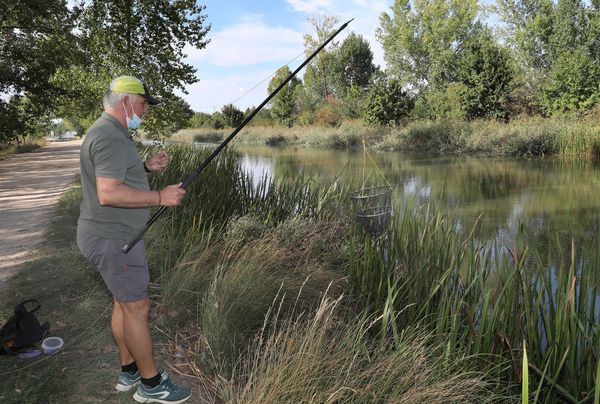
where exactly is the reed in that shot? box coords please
[522,341,529,404]
[144,144,351,371]
[556,123,600,159]
[348,196,600,402]
[143,143,599,401]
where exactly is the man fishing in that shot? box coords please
[77,75,191,403]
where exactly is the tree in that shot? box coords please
[143,95,194,136]
[495,0,555,71]
[333,33,377,95]
[53,0,210,136]
[363,75,413,126]
[377,0,480,90]
[221,104,244,128]
[415,84,468,120]
[548,0,587,61]
[495,0,599,115]
[0,0,77,143]
[336,84,367,119]
[209,112,224,129]
[587,2,600,62]
[329,33,377,119]
[540,49,600,113]
[190,112,212,128]
[244,107,275,127]
[267,66,300,126]
[302,15,340,106]
[456,28,515,119]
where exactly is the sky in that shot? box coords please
[180,0,392,113]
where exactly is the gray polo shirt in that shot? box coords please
[78,112,150,240]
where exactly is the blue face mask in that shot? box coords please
[123,99,142,130]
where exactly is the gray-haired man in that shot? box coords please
[77,75,191,403]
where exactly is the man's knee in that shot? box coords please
[118,298,151,318]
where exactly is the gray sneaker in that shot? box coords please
[116,370,140,392]
[133,370,192,403]
[116,367,167,392]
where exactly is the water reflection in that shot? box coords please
[232,144,600,255]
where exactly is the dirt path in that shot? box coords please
[0,140,82,295]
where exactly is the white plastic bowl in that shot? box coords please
[41,336,64,355]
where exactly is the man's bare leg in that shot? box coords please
[116,298,158,378]
[111,301,134,366]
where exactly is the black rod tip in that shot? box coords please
[340,18,354,30]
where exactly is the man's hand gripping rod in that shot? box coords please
[122,18,354,253]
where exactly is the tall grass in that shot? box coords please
[348,196,600,402]
[159,214,349,374]
[144,144,351,372]
[219,293,506,403]
[556,123,600,159]
[522,341,529,404]
[144,144,507,400]
[142,143,599,401]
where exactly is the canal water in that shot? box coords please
[234,144,600,257]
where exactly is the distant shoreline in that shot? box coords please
[167,116,600,159]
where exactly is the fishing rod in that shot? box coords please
[122,18,354,253]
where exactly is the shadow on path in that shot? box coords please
[0,140,82,297]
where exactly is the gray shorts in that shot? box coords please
[77,227,149,302]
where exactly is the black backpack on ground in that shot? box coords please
[0,300,50,355]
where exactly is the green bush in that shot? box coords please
[363,76,413,126]
[541,49,600,114]
[211,112,225,129]
[315,104,342,127]
[424,85,467,121]
[189,112,213,128]
[296,110,316,126]
[221,104,245,127]
[456,31,515,120]
[16,142,42,153]
[336,85,366,119]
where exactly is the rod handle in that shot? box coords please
[121,225,148,254]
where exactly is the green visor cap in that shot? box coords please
[109,75,160,105]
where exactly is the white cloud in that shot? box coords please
[179,69,277,113]
[286,0,391,68]
[185,18,304,67]
[180,1,395,112]
[286,0,334,14]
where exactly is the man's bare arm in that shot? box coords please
[96,177,185,208]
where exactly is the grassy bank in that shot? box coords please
[148,145,598,401]
[0,184,122,403]
[4,143,599,402]
[0,183,205,403]
[0,146,513,403]
[172,114,600,158]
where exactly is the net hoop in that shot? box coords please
[348,186,393,236]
